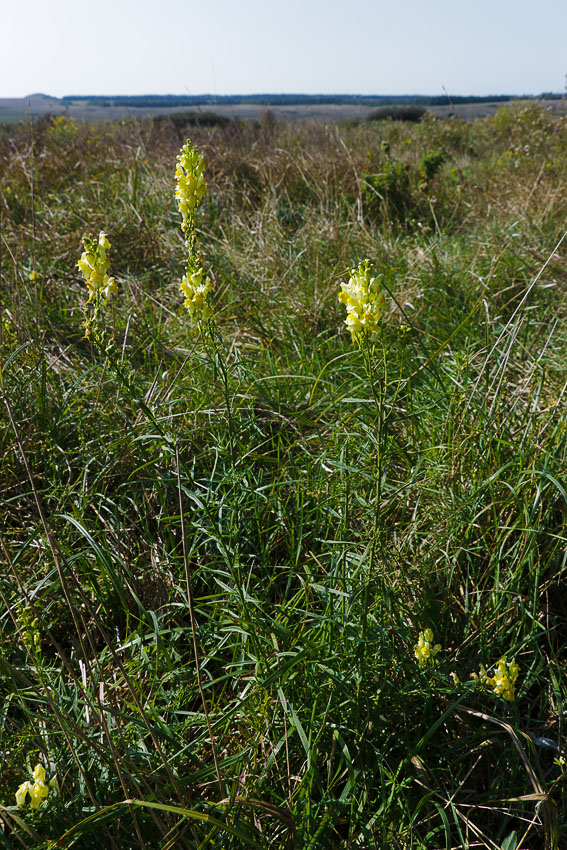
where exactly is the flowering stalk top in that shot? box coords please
[175,139,213,324]
[485,658,519,701]
[414,629,441,668]
[338,259,385,343]
[15,763,58,809]
[77,231,117,302]
[175,140,207,233]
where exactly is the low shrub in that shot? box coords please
[366,105,428,122]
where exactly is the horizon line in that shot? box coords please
[14,90,565,100]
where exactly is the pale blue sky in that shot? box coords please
[4,0,566,98]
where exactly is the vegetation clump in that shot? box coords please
[366,105,427,122]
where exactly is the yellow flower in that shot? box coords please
[180,267,212,322]
[484,658,519,702]
[338,259,385,343]
[32,764,46,784]
[175,140,207,232]
[414,628,441,668]
[16,780,32,807]
[77,231,117,301]
[15,763,57,809]
[29,781,49,809]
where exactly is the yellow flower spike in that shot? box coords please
[339,259,385,343]
[175,140,207,232]
[476,657,520,701]
[175,139,214,324]
[77,231,117,302]
[414,628,441,668]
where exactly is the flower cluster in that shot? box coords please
[77,232,117,302]
[338,259,385,342]
[483,658,520,702]
[175,139,213,324]
[180,268,213,322]
[175,140,207,233]
[15,763,57,809]
[414,629,441,668]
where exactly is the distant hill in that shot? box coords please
[27,93,60,100]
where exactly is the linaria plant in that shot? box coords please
[175,139,239,460]
[338,259,393,709]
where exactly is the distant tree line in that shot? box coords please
[58,93,562,109]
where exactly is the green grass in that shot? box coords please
[1,104,567,848]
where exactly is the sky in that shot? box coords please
[3,0,567,98]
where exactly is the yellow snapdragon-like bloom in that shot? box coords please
[28,780,49,809]
[15,763,57,809]
[414,628,441,668]
[484,658,519,702]
[470,663,487,684]
[77,231,117,301]
[175,140,207,232]
[180,267,212,322]
[338,259,385,342]
[33,764,46,783]
[15,781,32,807]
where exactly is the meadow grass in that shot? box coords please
[1,103,567,849]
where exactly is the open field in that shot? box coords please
[1,104,567,848]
